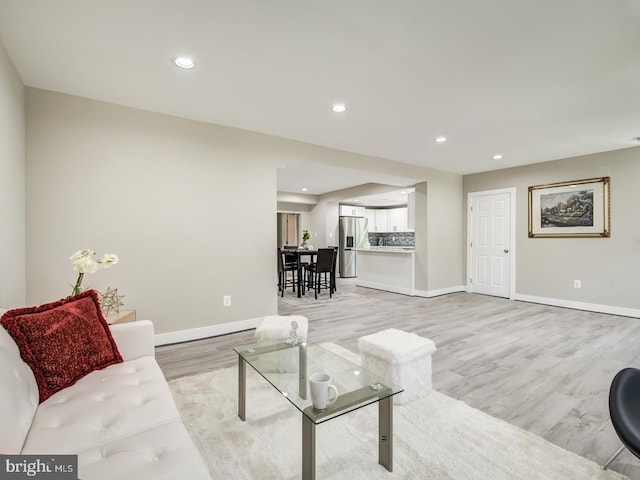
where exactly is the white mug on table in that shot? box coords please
[309,372,338,411]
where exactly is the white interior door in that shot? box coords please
[468,190,514,298]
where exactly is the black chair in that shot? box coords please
[277,248,297,296]
[284,245,310,288]
[282,245,298,268]
[305,248,335,299]
[602,368,640,469]
[327,246,338,293]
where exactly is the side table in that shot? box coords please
[105,310,136,325]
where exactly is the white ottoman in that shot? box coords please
[254,315,308,372]
[358,328,436,405]
[255,315,308,342]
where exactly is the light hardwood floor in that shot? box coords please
[156,281,640,479]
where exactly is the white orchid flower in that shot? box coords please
[69,249,119,296]
[69,249,96,263]
[73,257,99,274]
[99,253,119,268]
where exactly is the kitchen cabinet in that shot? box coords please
[340,205,365,217]
[365,208,386,232]
[364,209,376,232]
[366,207,412,232]
[387,208,406,232]
[374,209,388,232]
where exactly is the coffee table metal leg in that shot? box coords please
[238,355,246,421]
[379,396,393,471]
[302,415,316,480]
[298,342,307,400]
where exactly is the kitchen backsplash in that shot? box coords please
[368,232,415,247]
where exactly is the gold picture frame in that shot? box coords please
[528,177,610,238]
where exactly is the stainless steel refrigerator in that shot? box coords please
[339,216,368,278]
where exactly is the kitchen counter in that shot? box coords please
[356,247,415,295]
[357,246,415,253]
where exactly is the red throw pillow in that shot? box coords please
[0,290,123,403]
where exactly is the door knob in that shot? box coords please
[504,249,510,253]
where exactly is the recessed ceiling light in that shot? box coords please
[400,191,407,195]
[172,56,194,69]
[493,154,503,160]
[435,136,447,143]
[332,103,347,113]
[354,199,360,202]
[301,187,308,192]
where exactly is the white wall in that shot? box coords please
[0,40,25,307]
[464,147,640,313]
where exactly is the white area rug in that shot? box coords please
[168,344,629,480]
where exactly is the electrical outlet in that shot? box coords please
[573,280,581,289]
[223,295,231,306]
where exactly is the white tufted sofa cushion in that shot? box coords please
[76,420,212,480]
[22,356,180,454]
[0,324,40,453]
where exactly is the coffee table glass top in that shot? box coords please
[234,339,403,424]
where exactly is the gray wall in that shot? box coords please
[464,147,640,312]
[308,179,465,295]
[426,171,465,292]
[0,41,25,307]
[24,88,466,337]
[26,89,278,335]
[414,182,429,292]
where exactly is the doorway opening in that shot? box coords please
[277,213,300,247]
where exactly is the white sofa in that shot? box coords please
[0,311,211,480]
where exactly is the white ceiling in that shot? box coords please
[276,164,418,196]
[346,188,415,208]
[1,0,640,195]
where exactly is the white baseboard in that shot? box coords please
[414,285,467,298]
[154,316,264,346]
[357,281,466,298]
[356,280,415,296]
[515,294,640,319]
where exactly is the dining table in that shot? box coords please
[284,248,318,298]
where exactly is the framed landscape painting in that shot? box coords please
[528,177,610,238]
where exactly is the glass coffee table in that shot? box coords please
[234,338,403,480]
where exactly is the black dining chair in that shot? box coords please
[305,248,335,299]
[277,248,297,296]
[327,246,339,294]
[282,245,298,268]
[602,367,640,469]
[283,245,310,295]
